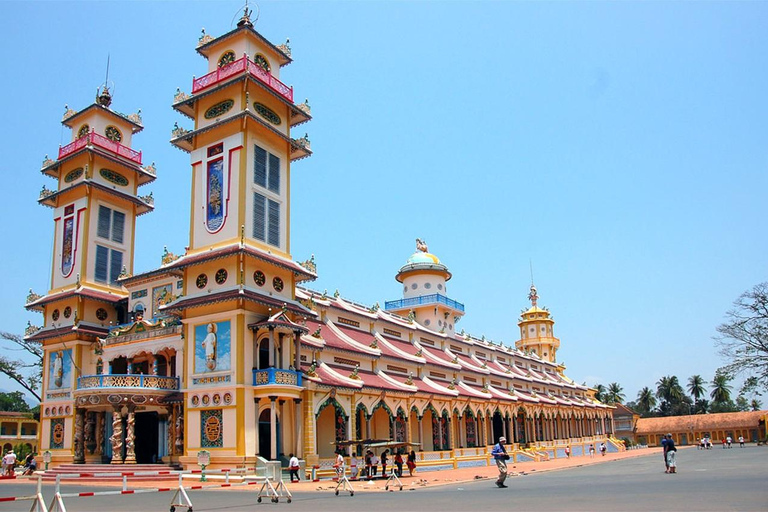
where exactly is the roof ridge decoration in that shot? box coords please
[319,362,364,388]
[373,331,426,363]
[377,369,417,392]
[325,320,381,356]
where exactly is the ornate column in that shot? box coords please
[269,396,277,460]
[152,355,159,376]
[85,411,97,455]
[294,399,303,458]
[96,412,104,456]
[279,399,286,457]
[111,406,124,464]
[268,328,275,367]
[293,331,301,370]
[74,408,86,463]
[174,405,184,456]
[418,415,424,449]
[124,405,137,464]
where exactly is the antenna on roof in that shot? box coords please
[529,259,535,286]
[96,54,114,107]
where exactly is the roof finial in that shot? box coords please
[237,1,254,27]
[528,282,538,308]
[415,238,428,253]
[96,54,113,107]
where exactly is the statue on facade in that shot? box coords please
[85,412,97,454]
[528,284,538,308]
[174,412,184,452]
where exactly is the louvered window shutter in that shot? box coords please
[268,153,280,193]
[112,211,125,244]
[254,145,267,188]
[95,245,109,282]
[253,192,266,241]
[97,206,111,239]
[267,199,280,247]
[109,250,123,284]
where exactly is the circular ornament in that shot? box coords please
[52,309,60,321]
[77,124,90,139]
[99,168,129,186]
[213,394,221,405]
[89,395,101,405]
[215,268,228,285]
[45,407,50,416]
[202,395,210,405]
[204,415,221,443]
[253,102,281,125]
[253,270,266,287]
[218,51,236,68]
[254,54,270,72]
[223,393,232,405]
[191,395,200,406]
[64,168,83,183]
[196,274,208,289]
[65,406,71,414]
[204,99,234,119]
[57,406,64,415]
[96,308,108,321]
[63,306,72,318]
[272,277,284,292]
[105,126,123,142]
[107,394,123,404]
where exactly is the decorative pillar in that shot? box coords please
[74,408,86,463]
[268,328,275,367]
[96,412,104,456]
[279,399,286,457]
[152,355,159,376]
[111,406,124,464]
[174,405,184,456]
[254,399,261,456]
[269,396,277,460]
[124,405,136,464]
[418,416,424,449]
[458,413,465,448]
[85,411,97,455]
[293,331,301,370]
[294,399,303,458]
[128,359,134,374]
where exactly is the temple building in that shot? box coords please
[25,10,616,472]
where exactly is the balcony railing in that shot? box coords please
[385,293,465,313]
[58,132,142,165]
[76,374,179,391]
[192,56,294,103]
[252,368,302,387]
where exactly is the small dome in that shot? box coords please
[406,252,440,265]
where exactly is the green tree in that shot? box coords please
[715,282,768,392]
[0,331,43,402]
[750,398,762,411]
[593,383,607,402]
[636,387,657,416]
[687,375,707,402]
[0,391,31,412]
[710,372,733,405]
[605,382,625,405]
[735,395,750,412]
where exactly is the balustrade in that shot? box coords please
[76,374,179,390]
[252,367,302,387]
[385,293,465,312]
[191,56,293,102]
[58,132,142,164]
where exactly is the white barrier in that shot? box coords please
[44,467,291,511]
[0,474,47,512]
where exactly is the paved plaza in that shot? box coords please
[1,446,765,511]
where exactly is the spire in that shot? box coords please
[237,2,254,27]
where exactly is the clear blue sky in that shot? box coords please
[1,1,766,406]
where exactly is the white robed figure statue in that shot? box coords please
[53,350,64,387]
[202,323,218,370]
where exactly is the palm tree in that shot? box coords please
[656,375,684,403]
[637,387,656,414]
[606,382,625,404]
[710,373,733,404]
[687,375,706,411]
[594,383,606,402]
[750,398,762,411]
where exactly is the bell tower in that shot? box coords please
[171,8,311,258]
[515,284,560,362]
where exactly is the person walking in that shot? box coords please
[738,435,745,448]
[380,449,389,478]
[588,444,595,458]
[364,450,373,480]
[288,453,300,482]
[600,442,607,456]
[491,436,510,488]
[371,452,379,478]
[406,450,417,476]
[564,445,570,458]
[665,434,678,474]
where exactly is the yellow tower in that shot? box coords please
[166,8,315,466]
[515,284,560,363]
[26,85,152,464]
[385,239,464,333]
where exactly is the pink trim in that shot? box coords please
[58,133,142,165]
[191,56,293,103]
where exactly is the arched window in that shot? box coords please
[218,50,236,68]
[254,54,270,72]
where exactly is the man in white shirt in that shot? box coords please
[288,453,300,482]
[2,450,16,476]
